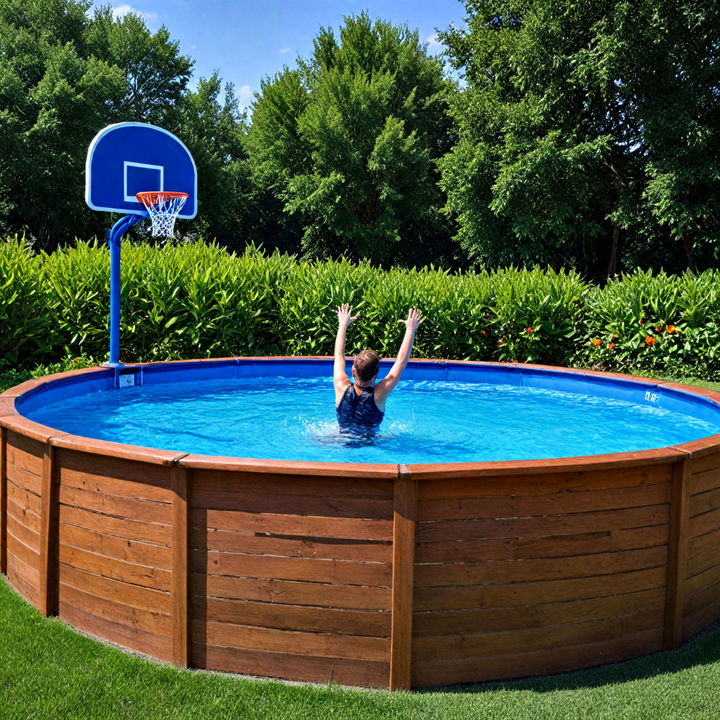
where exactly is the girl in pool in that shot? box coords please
[333,304,424,435]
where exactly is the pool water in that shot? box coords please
[23,375,720,464]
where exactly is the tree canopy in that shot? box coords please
[176,73,253,246]
[0,1,717,276]
[0,0,198,246]
[439,0,720,277]
[246,12,456,266]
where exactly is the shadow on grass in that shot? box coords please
[419,620,720,694]
[2,571,720,707]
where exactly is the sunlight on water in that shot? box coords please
[23,375,720,464]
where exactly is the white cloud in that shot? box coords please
[426,33,444,55]
[112,4,158,21]
[279,48,291,54]
[237,85,253,107]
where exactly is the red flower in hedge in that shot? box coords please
[526,327,534,333]
[608,343,616,350]
[656,326,663,332]
[481,330,488,337]
[498,340,505,346]
[667,325,677,334]
[592,338,602,347]
[639,318,645,324]
[645,336,657,346]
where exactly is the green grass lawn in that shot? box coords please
[639,373,720,394]
[1,365,719,719]
[1,577,719,720]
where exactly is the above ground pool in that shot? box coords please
[2,358,720,690]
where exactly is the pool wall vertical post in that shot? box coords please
[389,464,417,691]
[38,444,59,617]
[0,426,6,575]
[171,463,191,667]
[664,455,691,649]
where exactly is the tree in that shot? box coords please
[0,0,193,248]
[630,1,720,268]
[246,13,456,266]
[85,6,192,125]
[439,0,720,277]
[175,73,253,246]
[0,0,119,243]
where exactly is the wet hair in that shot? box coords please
[353,349,380,383]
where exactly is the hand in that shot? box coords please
[337,303,360,327]
[400,307,424,331]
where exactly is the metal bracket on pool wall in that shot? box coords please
[114,368,141,390]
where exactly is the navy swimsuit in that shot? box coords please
[336,384,384,435]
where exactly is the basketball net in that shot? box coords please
[136,191,188,238]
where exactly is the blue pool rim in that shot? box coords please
[4,357,720,472]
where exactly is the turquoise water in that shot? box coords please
[22,375,720,464]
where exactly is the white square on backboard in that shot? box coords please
[124,162,164,202]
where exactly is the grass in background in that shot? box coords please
[646,375,720,393]
[1,576,719,720]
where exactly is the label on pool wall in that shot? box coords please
[118,373,136,388]
[644,390,659,403]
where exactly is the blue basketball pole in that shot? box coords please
[104,212,146,368]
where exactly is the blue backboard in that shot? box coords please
[85,122,197,218]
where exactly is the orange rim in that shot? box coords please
[136,191,188,205]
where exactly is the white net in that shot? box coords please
[136,192,188,238]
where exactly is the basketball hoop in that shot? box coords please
[136,191,189,238]
[87,122,197,367]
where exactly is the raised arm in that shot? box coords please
[334,304,359,400]
[375,308,423,404]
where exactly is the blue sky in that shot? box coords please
[100,1,468,112]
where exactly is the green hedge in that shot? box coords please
[1,237,718,380]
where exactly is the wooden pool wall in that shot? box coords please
[1,361,720,690]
